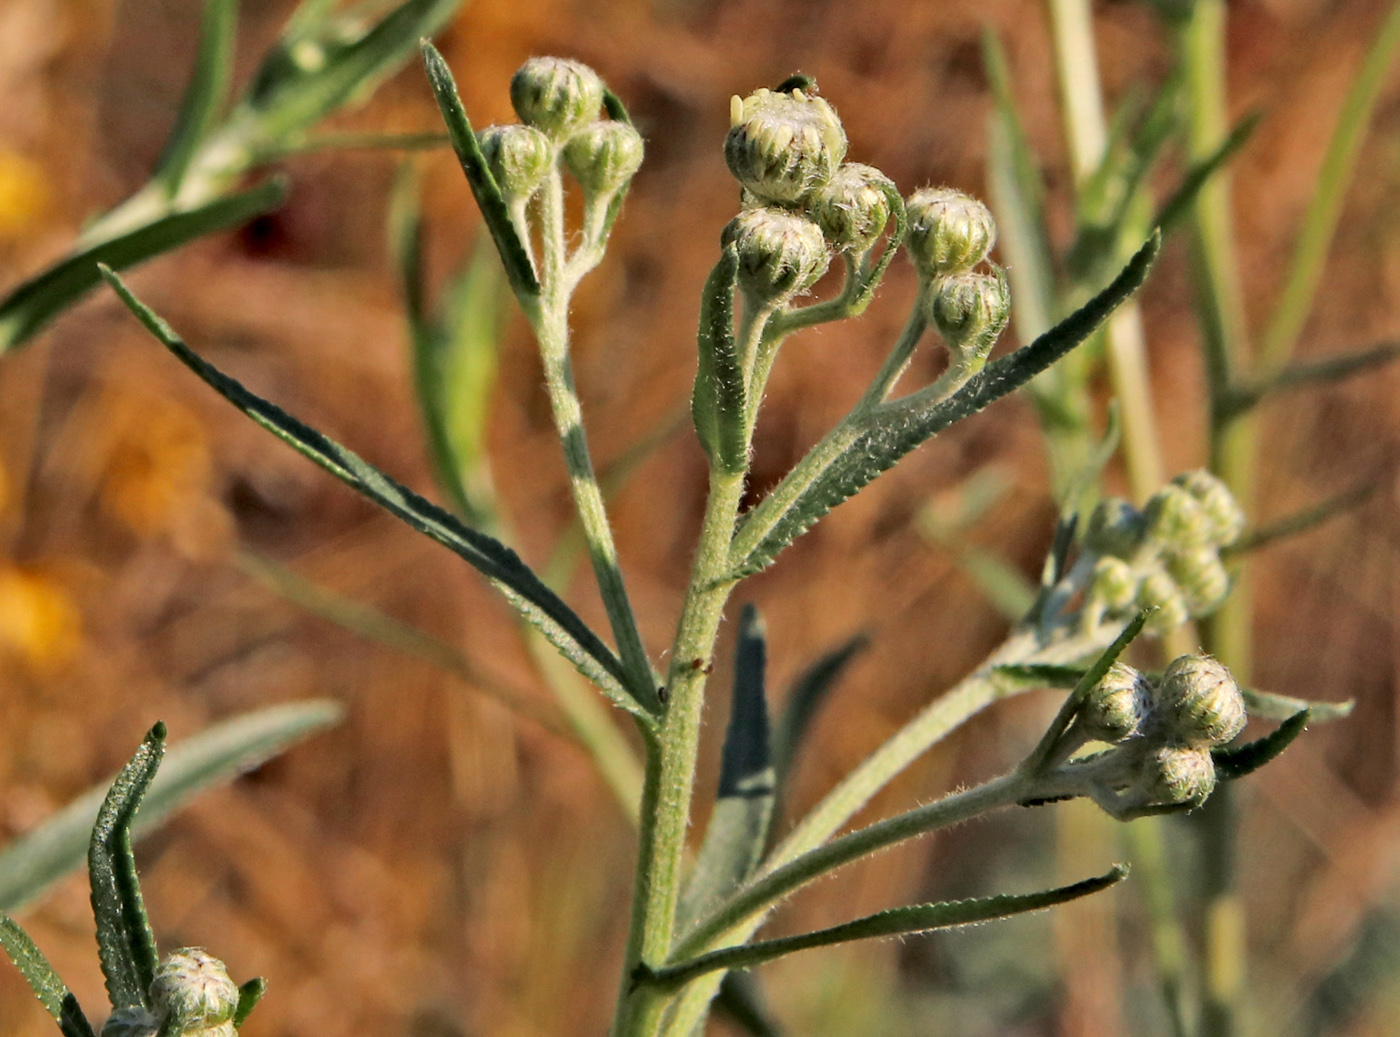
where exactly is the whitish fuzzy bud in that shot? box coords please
[1091,555,1140,612]
[1081,662,1152,742]
[808,163,893,252]
[150,949,239,1030]
[1166,546,1231,617]
[1154,654,1247,747]
[1171,469,1246,546]
[510,58,603,139]
[725,87,847,204]
[1136,567,1189,633]
[930,268,1010,366]
[905,188,996,279]
[722,207,829,306]
[101,1009,160,1037]
[1084,497,1146,559]
[1137,745,1217,806]
[477,125,552,204]
[1145,484,1213,549]
[564,121,644,197]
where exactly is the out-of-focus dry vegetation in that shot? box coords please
[0,1,1398,1034]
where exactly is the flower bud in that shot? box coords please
[1080,662,1152,743]
[808,163,894,252]
[150,949,239,1031]
[930,268,1010,366]
[1084,497,1146,559]
[1166,546,1231,617]
[1137,745,1217,806]
[477,124,552,204]
[564,120,644,198]
[1171,468,1246,547]
[510,57,603,139]
[1136,567,1189,633]
[905,187,996,279]
[1144,484,1214,550]
[722,207,829,306]
[725,87,847,204]
[1091,555,1139,613]
[1154,654,1246,747]
[101,1009,160,1037]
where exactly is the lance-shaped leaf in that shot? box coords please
[714,972,781,1037]
[641,865,1128,989]
[992,663,1086,688]
[60,994,97,1037]
[234,977,267,1027]
[691,246,746,474]
[1154,110,1261,235]
[0,179,285,353]
[681,605,775,923]
[89,723,165,1011]
[0,915,70,1020]
[155,0,238,194]
[1241,687,1353,723]
[1213,709,1311,781]
[1219,340,1400,419]
[421,42,541,299]
[772,635,867,789]
[1225,480,1378,557]
[0,700,342,912]
[732,233,1160,577]
[101,269,653,719]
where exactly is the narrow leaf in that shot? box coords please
[772,635,867,788]
[234,976,267,1027]
[1212,710,1311,781]
[59,994,97,1037]
[691,246,746,473]
[0,915,69,1019]
[1154,110,1261,235]
[156,0,238,193]
[0,701,343,912]
[992,663,1086,688]
[1241,687,1353,723]
[714,972,781,1037]
[1223,340,1400,417]
[421,42,541,298]
[89,723,166,1011]
[1225,480,1379,557]
[643,865,1128,989]
[602,85,633,125]
[0,179,285,353]
[101,270,651,718]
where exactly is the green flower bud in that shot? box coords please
[477,124,553,204]
[1084,497,1147,559]
[1166,545,1231,617]
[101,1009,160,1037]
[1154,654,1247,747]
[1144,484,1214,550]
[1136,566,1189,633]
[1091,555,1140,613]
[725,87,847,204]
[807,163,894,252]
[1137,745,1217,806]
[1080,661,1152,743]
[564,120,644,198]
[722,207,829,306]
[510,57,603,139]
[150,949,239,1031]
[1171,468,1246,547]
[905,187,996,279]
[930,267,1010,367]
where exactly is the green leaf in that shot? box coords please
[1213,710,1311,781]
[992,663,1086,688]
[691,246,746,474]
[89,723,165,1011]
[1220,340,1400,419]
[102,269,654,720]
[156,0,238,194]
[0,915,69,1019]
[682,605,775,923]
[1154,110,1261,235]
[1241,686,1353,723]
[714,972,782,1037]
[1225,479,1378,557]
[0,700,343,912]
[772,635,867,789]
[0,178,285,353]
[234,976,267,1027]
[421,42,542,299]
[642,865,1128,989]
[59,993,98,1037]
[732,233,1161,577]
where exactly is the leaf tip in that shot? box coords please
[147,721,167,743]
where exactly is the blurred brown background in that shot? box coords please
[0,0,1398,1034]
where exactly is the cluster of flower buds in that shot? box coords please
[101,949,241,1037]
[1030,655,1248,819]
[1082,469,1246,635]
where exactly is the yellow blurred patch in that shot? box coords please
[0,151,49,241]
[0,566,80,671]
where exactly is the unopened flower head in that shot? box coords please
[930,268,1010,364]
[101,1009,160,1037]
[905,187,996,279]
[1136,566,1189,633]
[725,87,847,204]
[477,124,552,204]
[1091,555,1139,612]
[1154,654,1246,747]
[1080,662,1152,743]
[564,121,644,197]
[1137,744,1217,807]
[510,57,603,139]
[722,207,829,306]
[149,949,239,1030]
[1171,468,1246,547]
[1166,545,1231,617]
[1145,483,1214,550]
[1085,497,1146,559]
[808,163,894,252]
